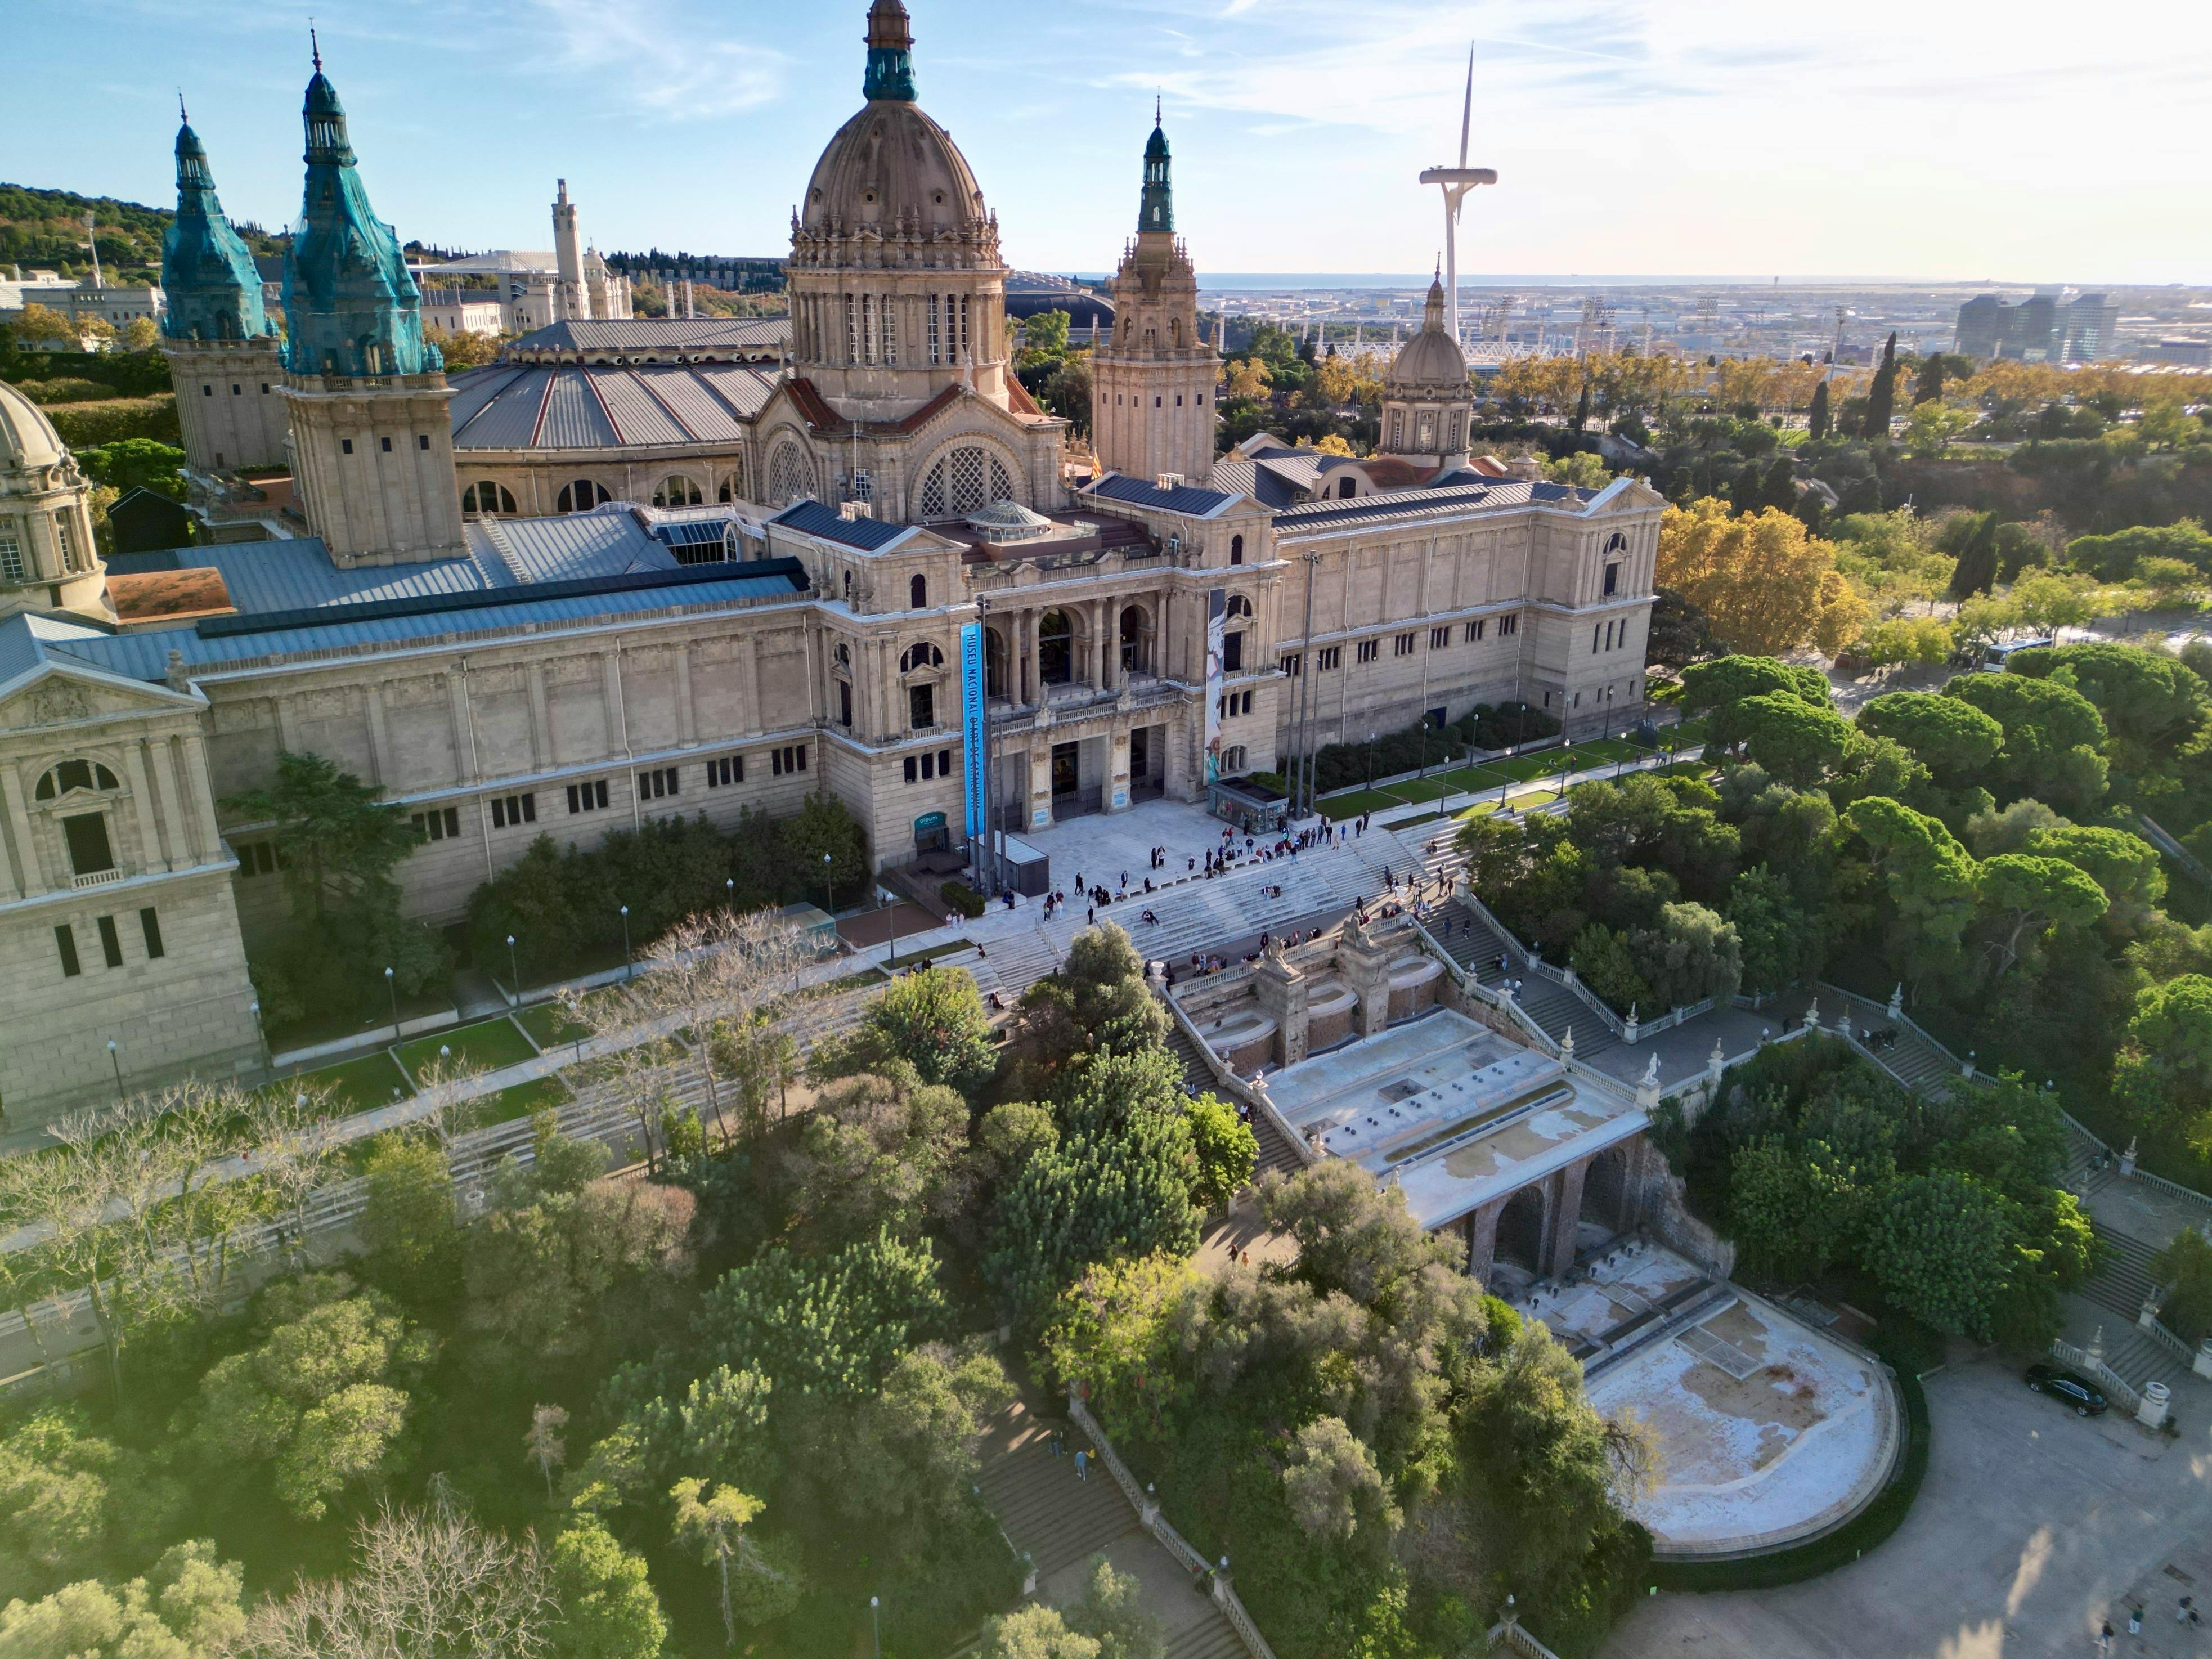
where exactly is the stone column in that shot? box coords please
[1547,1158,1590,1280]
[1101,598,1120,690]
[1253,945,1309,1068]
[447,670,478,784]
[675,643,696,748]
[526,667,551,770]
[364,684,393,786]
[1468,1199,1502,1282]
[1337,919,1393,1036]
[180,733,224,862]
[120,742,166,872]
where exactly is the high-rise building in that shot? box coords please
[159,114,288,473]
[2062,293,2120,362]
[1089,108,1218,485]
[279,51,468,566]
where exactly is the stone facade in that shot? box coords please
[166,337,290,474]
[0,382,109,624]
[282,371,468,566]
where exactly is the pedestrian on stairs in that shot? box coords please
[1050,1427,1065,1457]
[1074,1450,1088,1482]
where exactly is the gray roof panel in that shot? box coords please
[491,512,677,584]
[1083,473,1237,518]
[452,369,553,450]
[508,317,789,355]
[771,500,910,551]
[447,365,530,431]
[539,367,621,449]
[594,370,694,446]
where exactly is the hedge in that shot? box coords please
[1303,702,1560,796]
[46,393,180,447]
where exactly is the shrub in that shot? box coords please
[44,393,180,447]
[939,879,985,920]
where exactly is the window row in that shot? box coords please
[1277,615,1523,677]
[53,908,164,979]
[0,512,92,581]
[903,747,955,784]
[387,750,800,848]
[1217,689,1255,719]
[198,382,273,396]
[1592,618,1633,653]
[338,434,434,457]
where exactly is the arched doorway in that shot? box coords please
[1578,1146,1631,1249]
[1119,604,1151,675]
[1494,1185,1546,1276]
[1037,608,1073,686]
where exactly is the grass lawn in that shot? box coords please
[396,1017,537,1079]
[1315,788,1407,818]
[517,1001,592,1050]
[1436,765,1511,795]
[1569,737,1643,764]
[293,1052,412,1114]
[473,1075,570,1127]
[264,990,454,1057]
[883,938,976,967]
[1380,777,1455,804]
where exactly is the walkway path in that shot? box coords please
[975,1399,1244,1659]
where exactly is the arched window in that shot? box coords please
[1038,608,1073,685]
[1119,604,1152,674]
[650,476,703,508]
[717,453,748,504]
[835,642,852,669]
[34,759,120,800]
[766,441,813,508]
[1229,534,1244,566]
[909,573,928,609]
[1604,531,1629,555]
[461,481,517,516]
[1222,745,1248,774]
[900,642,945,674]
[555,479,608,513]
[917,444,1017,518]
[1226,594,1253,620]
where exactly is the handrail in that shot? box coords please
[1157,985,1318,1167]
[1410,916,1558,1056]
[1456,893,1627,1037]
[1485,1618,1567,1659]
[1065,1393,1280,1659]
[1817,983,1969,1073]
[2049,1336,2142,1415]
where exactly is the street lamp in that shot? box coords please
[823,851,836,917]
[619,905,632,980]
[869,1595,881,1659]
[505,934,519,1006]
[1366,729,1378,790]
[725,877,735,913]
[384,966,398,1035]
[249,999,270,1074]
[105,1038,123,1104]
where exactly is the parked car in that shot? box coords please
[2024,1363,2107,1416]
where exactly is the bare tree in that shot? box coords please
[248,1082,349,1270]
[232,1500,554,1659]
[524,1404,569,1500]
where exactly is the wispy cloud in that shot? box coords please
[518,0,789,120]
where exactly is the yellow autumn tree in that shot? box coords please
[1657,497,1868,657]
[1314,433,1355,456]
[1223,358,1273,402]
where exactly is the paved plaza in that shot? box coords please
[1599,1357,2212,1659]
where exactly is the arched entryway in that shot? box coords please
[1119,604,1152,675]
[984,624,1010,701]
[1038,608,1073,686]
[1578,1145,1632,1252]
[1495,1185,1546,1275]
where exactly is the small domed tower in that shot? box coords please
[1089,105,1217,485]
[1379,270,1474,468]
[0,381,108,621]
[160,107,290,474]
[279,42,466,566]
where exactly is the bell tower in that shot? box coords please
[1089,106,1217,484]
[159,107,289,473]
[279,42,467,566]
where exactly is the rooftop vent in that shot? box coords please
[1156,473,1183,491]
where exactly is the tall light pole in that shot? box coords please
[105,1038,123,1104]
[505,934,519,1005]
[383,966,398,1035]
[1417,48,1498,351]
[869,1595,881,1659]
[618,905,632,980]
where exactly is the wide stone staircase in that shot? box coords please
[1814,986,1961,1097]
[1428,898,1618,1061]
[975,1401,1246,1659]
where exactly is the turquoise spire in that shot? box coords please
[160,111,272,342]
[281,44,439,378]
[862,0,916,101]
[1139,98,1173,235]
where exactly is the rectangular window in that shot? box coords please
[940,747,952,777]
[636,766,680,801]
[1594,624,1603,653]
[410,807,462,841]
[140,907,164,959]
[1280,653,1303,678]
[61,813,114,877]
[1430,626,1451,649]
[1603,562,1621,597]
[418,433,431,451]
[55,924,80,979]
[707,756,743,788]
[97,914,123,969]
[380,436,392,452]
[921,751,936,781]
[928,294,941,366]
[261,383,271,394]
[1394,631,1416,657]
[1318,645,1342,671]
[904,755,918,784]
[1465,619,1485,643]
[0,529,21,584]
[54,516,74,570]
[959,294,970,359]
[1223,632,1244,672]
[910,683,936,728]
[838,680,853,727]
[231,383,241,395]
[861,292,874,364]
[846,293,859,363]
[1498,613,1519,636]
[1355,639,1378,664]
[770,743,809,777]
[490,793,537,828]
[341,438,353,455]
[203,384,214,398]
[566,779,611,814]
[882,294,897,366]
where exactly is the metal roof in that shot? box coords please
[1082,472,1239,518]
[654,519,732,548]
[771,499,913,551]
[1273,478,1590,531]
[506,317,789,355]
[539,367,620,449]
[449,361,782,451]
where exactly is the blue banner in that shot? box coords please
[960,621,987,844]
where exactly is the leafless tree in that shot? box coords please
[230,1500,554,1659]
[247,1081,349,1270]
[524,1404,568,1500]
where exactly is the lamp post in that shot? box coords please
[249,999,270,1074]
[823,851,836,917]
[384,966,398,1035]
[505,934,519,1006]
[869,1595,881,1659]
[619,905,632,980]
[725,877,735,913]
[105,1038,123,1104]
[1366,729,1378,791]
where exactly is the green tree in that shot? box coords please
[780,791,869,911]
[1973,854,2108,976]
[0,1541,246,1659]
[2022,825,2165,928]
[782,1066,967,1248]
[1863,332,1898,436]
[817,968,997,1098]
[1629,902,1742,1009]
[2150,1229,2212,1343]
[1860,1171,2021,1339]
[1677,653,1831,717]
[356,1133,461,1306]
[2008,642,2209,751]
[2111,975,2212,1145]
[464,1180,694,1358]
[1183,1092,1258,1210]
[1856,692,2005,775]
[1845,797,1980,979]
[76,438,187,500]
[1257,1158,1455,1305]
[1946,672,2109,815]
[0,1409,182,1603]
[670,1481,789,1645]
[187,1274,438,1520]
[546,1523,667,1659]
[1946,513,1999,599]
[1569,923,1652,1017]
[1282,1416,1398,1546]
[1018,308,1071,360]
[1723,867,1824,995]
[1807,379,1830,441]
[697,1230,946,1400]
[1730,692,1855,786]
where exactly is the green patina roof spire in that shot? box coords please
[863,0,917,101]
[161,107,273,343]
[282,39,438,377]
[1139,96,1173,234]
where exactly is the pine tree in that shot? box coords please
[1948,513,2000,598]
[1807,380,1831,442]
[1914,355,1946,406]
[1864,332,1899,438]
[1572,376,1592,433]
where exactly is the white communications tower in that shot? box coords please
[1417,48,1497,347]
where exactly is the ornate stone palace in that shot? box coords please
[0,0,1658,1114]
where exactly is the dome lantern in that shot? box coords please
[863,0,917,101]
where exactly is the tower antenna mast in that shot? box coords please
[1417,46,1497,348]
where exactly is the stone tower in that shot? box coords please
[1089,107,1218,485]
[279,47,466,566]
[552,178,589,320]
[159,110,289,474]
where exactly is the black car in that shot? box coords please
[2025,1364,2108,1416]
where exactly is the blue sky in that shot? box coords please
[7,0,2207,283]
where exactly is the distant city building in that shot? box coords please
[1953,289,2121,362]
[2144,339,2212,367]
[406,182,634,334]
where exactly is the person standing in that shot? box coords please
[1074,1450,1088,1482]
